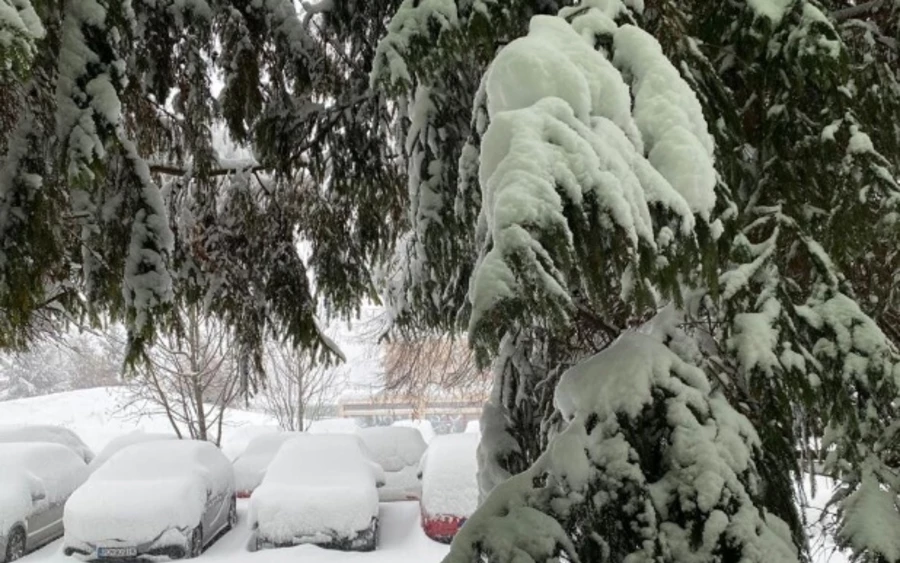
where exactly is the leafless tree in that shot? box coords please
[127,305,241,445]
[381,334,491,417]
[260,341,345,431]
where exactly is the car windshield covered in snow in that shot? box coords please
[359,426,427,502]
[63,440,236,561]
[250,434,381,552]
[88,432,177,472]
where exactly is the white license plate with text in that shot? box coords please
[97,547,137,558]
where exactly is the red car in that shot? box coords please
[418,433,479,543]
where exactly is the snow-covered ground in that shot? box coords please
[19,500,449,563]
[0,387,276,453]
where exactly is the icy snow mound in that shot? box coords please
[0,424,95,463]
[0,443,88,533]
[420,433,479,517]
[233,431,303,494]
[65,440,234,544]
[359,426,427,472]
[249,434,380,542]
[88,431,177,472]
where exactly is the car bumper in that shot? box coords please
[63,528,191,561]
[421,512,466,543]
[255,518,378,552]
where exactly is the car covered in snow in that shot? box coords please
[392,419,435,443]
[306,418,361,434]
[221,425,280,461]
[359,426,427,502]
[0,425,95,464]
[249,434,383,552]
[419,433,480,543]
[63,440,236,560]
[0,443,89,563]
[232,432,301,498]
[87,432,177,472]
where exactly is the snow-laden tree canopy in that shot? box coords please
[375,0,900,561]
[448,329,798,563]
[0,0,405,373]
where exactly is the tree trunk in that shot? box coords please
[296,362,305,432]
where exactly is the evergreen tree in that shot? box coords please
[0,0,407,381]
[376,0,900,560]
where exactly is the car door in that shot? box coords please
[25,495,62,548]
[206,483,229,536]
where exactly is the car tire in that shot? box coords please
[5,527,26,562]
[362,519,378,552]
[187,526,203,559]
[227,498,238,530]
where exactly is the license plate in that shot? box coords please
[97,547,137,558]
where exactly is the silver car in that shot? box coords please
[63,440,236,560]
[0,443,89,562]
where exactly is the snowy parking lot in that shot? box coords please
[18,500,449,563]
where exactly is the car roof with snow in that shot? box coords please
[392,419,435,443]
[0,424,94,463]
[234,431,302,462]
[420,433,480,517]
[263,434,381,487]
[88,432,178,471]
[222,424,281,460]
[359,426,427,472]
[91,439,233,492]
[307,418,361,434]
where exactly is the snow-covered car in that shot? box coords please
[87,432,177,472]
[250,434,382,552]
[63,440,236,560]
[359,426,427,502]
[221,425,280,461]
[232,432,301,498]
[307,418,361,434]
[419,433,480,543]
[0,425,95,464]
[392,419,435,443]
[0,443,89,563]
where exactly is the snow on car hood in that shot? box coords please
[249,483,378,542]
[0,469,37,534]
[64,478,206,544]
